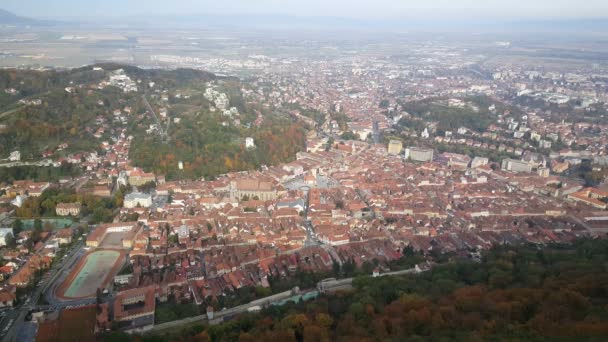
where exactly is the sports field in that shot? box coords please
[61,250,123,298]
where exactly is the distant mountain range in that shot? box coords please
[0,9,53,26]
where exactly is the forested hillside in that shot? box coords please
[130,239,608,342]
[398,95,523,134]
[0,65,306,180]
[130,114,306,180]
[0,64,216,159]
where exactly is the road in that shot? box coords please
[317,265,427,293]
[303,219,319,247]
[0,90,52,121]
[0,159,54,168]
[145,265,430,335]
[42,243,96,309]
[147,289,300,334]
[0,241,85,342]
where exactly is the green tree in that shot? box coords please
[32,219,43,242]
[340,131,358,140]
[12,219,23,235]
[326,137,335,151]
[5,234,16,249]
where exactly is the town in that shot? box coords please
[1,15,608,342]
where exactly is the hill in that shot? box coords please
[0,9,49,26]
[0,64,218,159]
[0,64,306,180]
[125,239,608,342]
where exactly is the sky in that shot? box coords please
[3,0,608,19]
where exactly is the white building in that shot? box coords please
[178,225,189,239]
[9,151,20,162]
[0,228,13,247]
[406,147,434,162]
[471,157,489,169]
[501,159,533,173]
[245,137,255,149]
[421,128,430,139]
[539,140,552,149]
[10,195,25,208]
[117,171,129,187]
[123,192,153,208]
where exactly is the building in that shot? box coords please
[537,167,550,177]
[568,188,608,209]
[178,225,189,239]
[230,179,278,201]
[552,160,570,173]
[276,198,306,212]
[521,151,548,168]
[36,305,98,341]
[128,168,156,187]
[387,140,403,155]
[443,152,471,170]
[0,288,16,307]
[421,128,430,139]
[92,186,112,197]
[0,228,13,247]
[501,158,533,173]
[113,286,156,330]
[406,147,434,162]
[8,180,50,197]
[8,255,52,287]
[114,274,134,285]
[317,230,349,246]
[245,137,255,149]
[86,222,136,247]
[471,157,489,168]
[56,202,81,216]
[539,139,552,149]
[306,138,328,153]
[55,228,73,245]
[124,192,153,209]
[9,151,20,162]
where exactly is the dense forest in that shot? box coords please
[1,65,305,180]
[0,64,217,159]
[399,95,522,134]
[130,112,306,180]
[0,163,81,183]
[115,238,608,342]
[0,66,118,157]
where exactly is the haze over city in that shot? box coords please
[0,1,607,342]
[3,0,608,18]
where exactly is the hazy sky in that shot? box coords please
[4,0,608,19]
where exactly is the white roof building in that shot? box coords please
[0,228,14,247]
[124,192,153,209]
